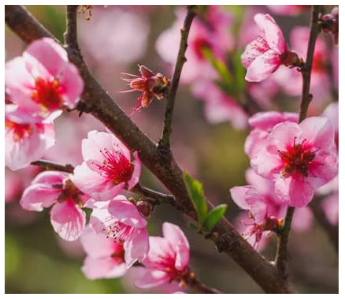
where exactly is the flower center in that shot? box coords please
[111,243,125,263]
[278,139,316,177]
[5,120,33,141]
[106,222,133,244]
[31,77,63,111]
[94,148,134,185]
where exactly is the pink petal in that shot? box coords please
[308,150,338,189]
[251,148,282,179]
[244,129,268,158]
[108,198,147,228]
[124,227,149,267]
[143,237,174,270]
[241,36,270,68]
[249,111,298,131]
[139,65,155,78]
[275,176,314,207]
[262,14,287,54]
[230,186,251,210]
[82,256,126,280]
[245,50,281,82]
[31,170,67,185]
[127,151,142,190]
[80,226,118,258]
[58,63,84,108]
[5,123,56,171]
[20,183,59,211]
[300,117,334,150]
[24,37,68,78]
[50,199,86,241]
[163,222,190,271]
[135,269,170,289]
[321,193,339,225]
[82,130,130,161]
[71,162,124,201]
[5,57,38,112]
[266,121,302,153]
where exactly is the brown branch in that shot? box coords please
[309,196,338,253]
[31,159,74,173]
[6,5,294,293]
[130,184,175,206]
[158,5,196,150]
[275,5,321,278]
[184,272,222,294]
[64,5,79,48]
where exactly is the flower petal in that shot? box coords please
[135,269,170,289]
[124,227,149,267]
[245,50,281,82]
[50,199,86,241]
[20,183,59,211]
[82,256,126,280]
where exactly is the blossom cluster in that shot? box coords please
[5,5,339,294]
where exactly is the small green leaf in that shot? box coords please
[183,172,208,225]
[188,222,199,231]
[203,204,228,231]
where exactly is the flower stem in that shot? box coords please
[158,6,196,150]
[275,5,321,278]
[183,270,222,294]
[31,159,74,173]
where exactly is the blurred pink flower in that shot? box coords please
[80,226,127,279]
[273,27,331,113]
[191,81,248,129]
[5,105,55,171]
[322,102,338,151]
[20,171,89,241]
[120,65,169,112]
[251,117,338,207]
[245,111,298,158]
[267,5,309,15]
[90,196,149,267]
[71,130,141,201]
[5,38,83,121]
[156,6,233,84]
[135,222,190,289]
[241,14,299,82]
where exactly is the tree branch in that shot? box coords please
[6,5,294,293]
[31,159,74,173]
[158,5,196,150]
[64,5,79,48]
[275,5,321,278]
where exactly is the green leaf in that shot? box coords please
[203,204,228,231]
[188,222,199,231]
[202,48,232,86]
[183,172,208,225]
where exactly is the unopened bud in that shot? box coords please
[136,200,153,218]
[281,50,304,68]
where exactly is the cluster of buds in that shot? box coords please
[319,7,338,45]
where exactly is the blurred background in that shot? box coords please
[5,5,338,294]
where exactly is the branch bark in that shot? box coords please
[275,5,321,278]
[6,5,294,293]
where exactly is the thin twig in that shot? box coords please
[31,160,74,173]
[275,5,321,278]
[158,6,196,150]
[6,6,294,293]
[131,184,175,206]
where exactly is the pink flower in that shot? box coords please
[156,6,233,84]
[245,111,298,158]
[5,105,55,171]
[322,102,338,151]
[241,14,299,82]
[231,169,313,248]
[135,222,190,289]
[71,130,141,201]
[80,226,127,280]
[120,65,169,112]
[20,171,89,241]
[251,117,338,207]
[89,195,149,267]
[5,38,83,120]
